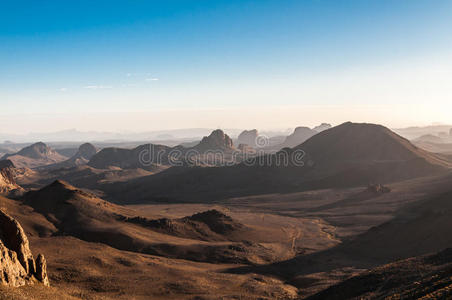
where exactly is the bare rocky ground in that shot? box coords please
[3,170,452,298]
[0,188,301,299]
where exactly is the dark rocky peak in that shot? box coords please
[75,143,97,160]
[17,142,54,159]
[195,129,234,152]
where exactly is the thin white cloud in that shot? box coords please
[84,85,113,89]
[145,78,159,81]
[59,88,68,92]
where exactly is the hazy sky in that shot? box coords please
[1,0,452,133]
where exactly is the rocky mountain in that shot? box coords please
[102,122,450,203]
[43,143,98,170]
[296,122,449,166]
[1,142,66,168]
[194,129,235,152]
[4,142,58,160]
[88,143,174,171]
[72,143,97,162]
[0,208,49,287]
[87,129,237,171]
[237,129,259,148]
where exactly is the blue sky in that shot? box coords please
[1,0,452,133]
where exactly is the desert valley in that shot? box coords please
[3,1,452,299]
[0,122,452,299]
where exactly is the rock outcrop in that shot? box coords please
[35,254,49,286]
[0,160,22,195]
[194,129,234,152]
[0,209,49,287]
[237,129,259,148]
[46,143,98,169]
[73,143,97,162]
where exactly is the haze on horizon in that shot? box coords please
[1,0,452,134]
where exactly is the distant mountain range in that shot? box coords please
[0,125,330,144]
[101,122,450,203]
[0,128,245,143]
[394,124,452,140]
[2,124,452,144]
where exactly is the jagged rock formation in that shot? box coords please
[312,123,332,132]
[72,143,97,163]
[237,129,258,148]
[194,129,234,152]
[0,209,49,287]
[0,160,22,195]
